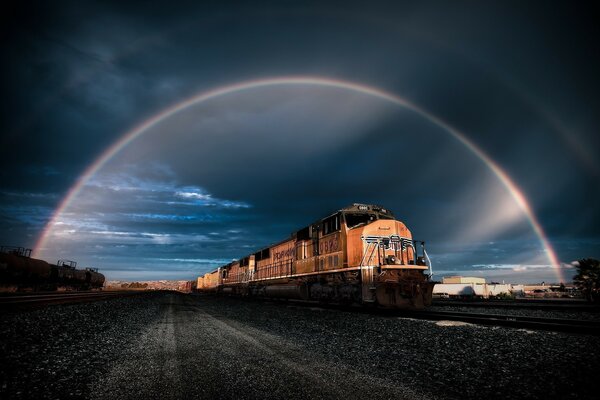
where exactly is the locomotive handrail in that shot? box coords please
[424,249,433,277]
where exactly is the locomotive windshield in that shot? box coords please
[344,213,375,229]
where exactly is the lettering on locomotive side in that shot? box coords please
[273,244,296,261]
[319,234,339,254]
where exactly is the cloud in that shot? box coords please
[175,191,211,200]
[2,1,598,280]
[156,258,234,264]
[174,187,250,208]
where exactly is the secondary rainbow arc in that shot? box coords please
[33,76,563,281]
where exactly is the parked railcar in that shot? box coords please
[197,204,434,308]
[0,246,105,291]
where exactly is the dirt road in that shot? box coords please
[91,294,427,400]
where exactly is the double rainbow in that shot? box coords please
[33,76,563,281]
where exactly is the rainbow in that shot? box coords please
[33,76,563,281]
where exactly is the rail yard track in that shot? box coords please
[239,295,600,335]
[432,299,600,312]
[393,309,600,336]
[4,291,598,335]
[0,290,145,311]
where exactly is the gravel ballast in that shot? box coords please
[1,292,599,399]
[0,293,164,399]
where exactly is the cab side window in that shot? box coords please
[322,214,340,235]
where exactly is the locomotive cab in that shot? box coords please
[342,204,434,308]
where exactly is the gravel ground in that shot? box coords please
[2,292,599,400]
[0,293,164,399]
[427,305,600,320]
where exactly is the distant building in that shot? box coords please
[434,276,525,299]
[442,276,486,284]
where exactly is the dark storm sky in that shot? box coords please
[1,0,598,282]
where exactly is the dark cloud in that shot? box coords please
[1,0,598,281]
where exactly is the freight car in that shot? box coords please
[0,246,105,292]
[197,204,434,308]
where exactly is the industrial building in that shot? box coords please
[434,276,524,299]
[441,276,486,284]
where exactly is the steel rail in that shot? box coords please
[394,309,600,336]
[431,299,600,312]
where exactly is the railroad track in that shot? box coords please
[195,295,600,335]
[432,299,600,312]
[0,291,145,311]
[395,309,600,336]
[263,297,600,335]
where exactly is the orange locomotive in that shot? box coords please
[197,204,434,308]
